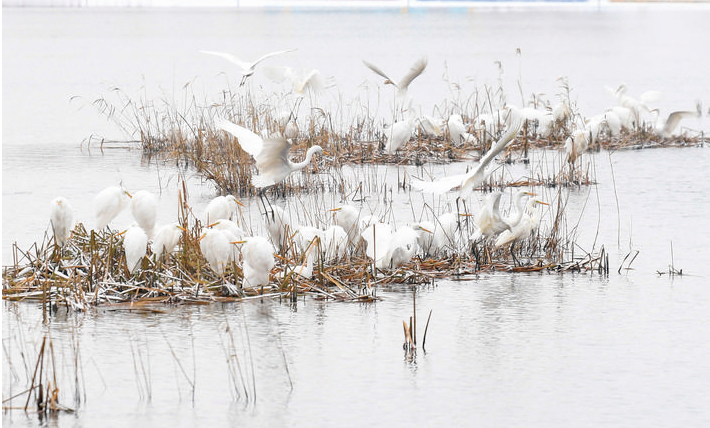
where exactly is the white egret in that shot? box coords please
[650,102,701,137]
[607,84,662,122]
[264,205,292,252]
[495,198,549,249]
[50,197,75,247]
[552,100,571,123]
[411,221,435,257]
[239,236,275,288]
[200,48,297,86]
[204,195,242,224]
[385,116,415,154]
[94,186,132,231]
[264,66,324,96]
[565,129,590,164]
[432,211,464,255]
[207,219,246,262]
[361,223,418,269]
[151,223,186,260]
[417,115,444,138]
[293,225,325,254]
[413,106,524,194]
[323,225,348,261]
[215,117,324,188]
[331,205,361,248]
[471,192,510,241]
[130,190,157,237]
[122,225,148,273]
[362,56,427,97]
[447,114,475,145]
[387,226,420,269]
[199,228,232,275]
[361,222,394,268]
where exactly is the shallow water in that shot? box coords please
[3,6,710,427]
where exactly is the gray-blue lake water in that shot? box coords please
[3,6,710,427]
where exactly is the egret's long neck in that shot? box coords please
[508,192,527,227]
[291,146,322,171]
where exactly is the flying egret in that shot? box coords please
[239,236,275,288]
[199,228,232,275]
[412,106,524,194]
[131,190,157,237]
[204,195,243,224]
[215,117,324,188]
[264,66,324,96]
[122,225,148,273]
[200,48,297,86]
[151,223,186,260]
[362,56,428,97]
[649,102,702,137]
[94,186,132,231]
[50,197,74,247]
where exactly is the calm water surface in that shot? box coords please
[3,7,710,427]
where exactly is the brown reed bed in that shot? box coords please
[2,214,608,313]
[90,82,705,196]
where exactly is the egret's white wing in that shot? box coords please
[361,222,393,262]
[459,114,523,192]
[200,50,250,71]
[215,117,264,158]
[639,90,663,106]
[362,60,393,82]
[398,56,427,90]
[296,69,324,95]
[262,66,294,84]
[663,109,698,136]
[250,49,297,68]
[411,171,469,194]
[253,137,292,186]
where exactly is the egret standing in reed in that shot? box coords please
[204,195,243,224]
[239,236,275,288]
[331,205,361,249]
[215,117,324,188]
[385,112,415,154]
[131,190,157,238]
[122,225,148,273]
[264,205,291,253]
[49,197,74,247]
[200,48,296,86]
[199,228,232,275]
[412,106,524,194]
[495,198,549,265]
[151,223,186,260]
[94,186,131,231]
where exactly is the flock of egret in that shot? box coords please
[44,51,705,290]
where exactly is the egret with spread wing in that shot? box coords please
[215,117,323,188]
[201,49,296,86]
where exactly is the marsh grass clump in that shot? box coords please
[91,78,706,195]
